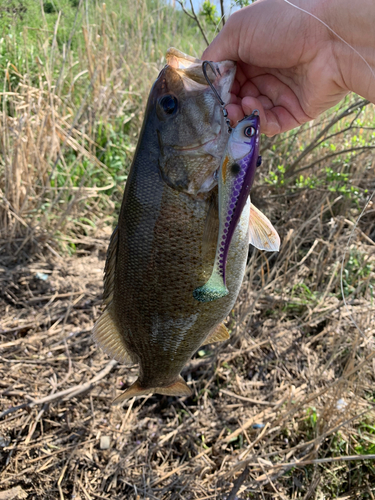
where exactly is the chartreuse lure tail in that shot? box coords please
[193,266,229,302]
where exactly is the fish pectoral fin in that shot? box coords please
[249,204,280,252]
[203,323,229,345]
[193,275,228,303]
[92,305,132,364]
[112,376,192,404]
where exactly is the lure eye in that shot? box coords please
[159,95,178,115]
[230,163,241,175]
[244,126,256,138]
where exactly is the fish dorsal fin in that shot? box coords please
[102,226,118,306]
[112,376,192,404]
[92,305,132,364]
[92,226,133,364]
[204,323,230,344]
[202,189,219,263]
[249,204,280,252]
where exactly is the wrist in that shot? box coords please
[312,0,375,101]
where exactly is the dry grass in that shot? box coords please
[0,198,374,498]
[0,0,204,258]
[1,1,375,499]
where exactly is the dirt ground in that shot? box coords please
[1,201,375,499]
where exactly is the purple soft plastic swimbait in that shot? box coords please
[193,111,262,302]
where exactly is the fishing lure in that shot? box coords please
[193,111,280,302]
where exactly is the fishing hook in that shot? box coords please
[202,60,232,133]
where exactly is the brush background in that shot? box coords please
[0,1,375,498]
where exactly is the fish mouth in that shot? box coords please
[173,131,221,152]
[164,48,235,157]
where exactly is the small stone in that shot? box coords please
[100,436,110,450]
[35,272,49,281]
[336,398,347,411]
[0,436,10,448]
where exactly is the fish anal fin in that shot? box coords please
[112,376,192,404]
[204,323,229,345]
[92,305,132,364]
[249,204,280,252]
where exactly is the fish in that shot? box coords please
[92,48,277,402]
[193,112,280,302]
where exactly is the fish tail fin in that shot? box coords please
[193,270,229,303]
[112,376,192,404]
[157,376,192,397]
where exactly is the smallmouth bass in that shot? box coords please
[93,49,279,402]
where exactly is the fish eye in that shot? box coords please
[244,126,256,137]
[230,163,241,175]
[159,95,178,115]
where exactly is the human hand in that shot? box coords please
[202,0,375,136]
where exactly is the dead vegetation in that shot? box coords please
[1,194,374,498]
[0,0,169,258]
[1,1,375,498]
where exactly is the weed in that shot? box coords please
[342,249,374,297]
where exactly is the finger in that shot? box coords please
[271,106,310,133]
[239,97,281,136]
[238,80,260,99]
[226,99,280,136]
[226,103,245,125]
[227,95,305,136]
[233,66,247,88]
[251,74,312,124]
[238,82,283,112]
[230,79,241,97]
[202,14,242,62]
[257,95,274,110]
[241,96,309,136]
[228,93,241,105]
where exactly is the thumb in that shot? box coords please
[201,13,242,62]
